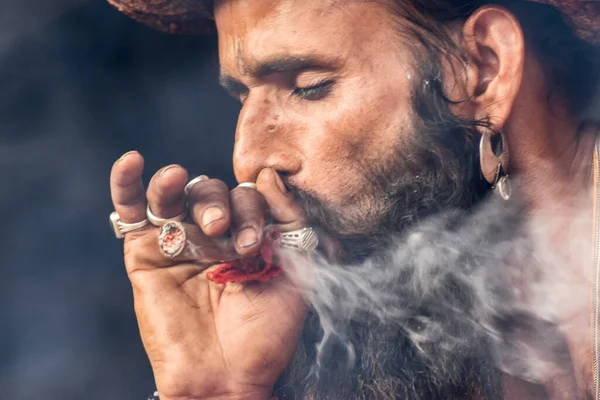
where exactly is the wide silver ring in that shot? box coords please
[147,205,187,227]
[110,211,149,239]
[184,175,210,196]
[237,182,257,189]
[278,227,319,252]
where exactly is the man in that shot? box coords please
[107,0,600,399]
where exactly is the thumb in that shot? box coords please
[256,168,306,231]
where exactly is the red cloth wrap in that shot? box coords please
[206,245,282,284]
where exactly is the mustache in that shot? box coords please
[278,177,328,229]
[279,177,398,263]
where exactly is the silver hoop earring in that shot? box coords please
[479,131,511,200]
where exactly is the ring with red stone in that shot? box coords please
[158,221,187,258]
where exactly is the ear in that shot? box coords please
[462,6,525,130]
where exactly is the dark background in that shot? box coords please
[2,1,600,399]
[1,1,239,398]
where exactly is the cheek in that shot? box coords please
[294,81,414,205]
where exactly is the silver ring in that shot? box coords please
[237,182,257,189]
[184,175,209,195]
[110,212,149,239]
[158,221,187,258]
[147,205,187,227]
[278,227,319,252]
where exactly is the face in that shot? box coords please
[215,0,485,259]
[212,3,530,397]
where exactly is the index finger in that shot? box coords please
[110,151,147,224]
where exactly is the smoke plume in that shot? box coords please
[278,185,593,395]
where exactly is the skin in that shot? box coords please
[109,0,597,398]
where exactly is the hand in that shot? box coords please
[110,151,308,400]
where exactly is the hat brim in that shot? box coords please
[108,0,599,45]
[107,0,216,35]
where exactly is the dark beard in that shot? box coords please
[272,105,509,398]
[283,120,489,264]
[273,197,533,400]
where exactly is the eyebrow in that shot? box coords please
[218,54,342,97]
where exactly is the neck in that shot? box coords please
[504,108,598,398]
[505,112,597,212]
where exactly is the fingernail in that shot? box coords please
[237,227,258,248]
[160,165,178,177]
[202,207,225,227]
[271,169,287,193]
[119,150,137,162]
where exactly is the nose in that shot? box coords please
[233,95,302,184]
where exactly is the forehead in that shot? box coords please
[214,0,397,75]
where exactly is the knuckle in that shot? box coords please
[147,186,185,208]
[232,208,264,224]
[229,191,267,229]
[232,213,265,234]
[188,179,229,201]
[116,192,146,208]
[149,181,176,199]
[231,197,263,214]
[230,186,253,198]
[151,196,184,210]
[230,187,266,207]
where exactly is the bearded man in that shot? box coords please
[107,0,600,399]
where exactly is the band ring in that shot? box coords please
[147,205,187,227]
[237,182,257,189]
[277,227,319,252]
[184,175,210,196]
[110,211,150,239]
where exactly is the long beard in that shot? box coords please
[274,110,507,398]
[273,196,530,400]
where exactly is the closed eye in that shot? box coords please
[292,80,335,101]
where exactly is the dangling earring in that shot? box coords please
[479,130,512,200]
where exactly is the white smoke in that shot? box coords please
[277,184,593,392]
